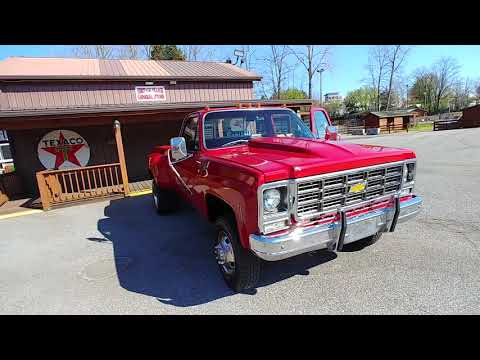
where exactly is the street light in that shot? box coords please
[317,68,325,105]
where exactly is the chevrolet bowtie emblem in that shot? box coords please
[349,182,366,193]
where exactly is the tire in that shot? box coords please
[214,215,261,292]
[152,181,178,214]
[359,231,383,246]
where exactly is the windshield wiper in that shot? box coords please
[221,139,250,147]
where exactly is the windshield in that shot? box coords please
[203,109,314,149]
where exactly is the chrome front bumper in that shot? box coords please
[249,195,423,261]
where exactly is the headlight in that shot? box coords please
[401,161,416,196]
[406,162,416,182]
[259,183,291,235]
[263,189,281,212]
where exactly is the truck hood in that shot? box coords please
[209,137,415,182]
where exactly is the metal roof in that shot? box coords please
[370,110,415,118]
[0,57,262,81]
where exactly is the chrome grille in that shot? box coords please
[295,163,404,219]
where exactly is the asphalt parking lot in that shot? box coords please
[1,128,479,314]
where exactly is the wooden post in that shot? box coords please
[36,172,51,210]
[114,120,129,196]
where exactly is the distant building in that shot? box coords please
[324,92,342,103]
[405,106,427,118]
[362,110,415,133]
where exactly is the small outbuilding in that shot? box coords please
[460,104,480,128]
[406,106,427,118]
[362,109,415,133]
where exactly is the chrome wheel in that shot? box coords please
[214,230,236,276]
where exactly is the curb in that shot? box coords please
[127,189,152,197]
[0,209,43,221]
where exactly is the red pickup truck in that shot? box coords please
[148,105,422,292]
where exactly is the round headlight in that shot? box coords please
[264,189,281,212]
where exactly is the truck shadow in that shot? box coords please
[95,195,337,308]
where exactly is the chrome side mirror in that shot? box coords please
[170,137,187,161]
[325,126,339,141]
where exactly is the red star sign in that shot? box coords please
[41,131,85,168]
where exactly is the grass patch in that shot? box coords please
[409,122,433,132]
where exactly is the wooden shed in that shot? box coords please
[460,104,480,128]
[362,110,414,133]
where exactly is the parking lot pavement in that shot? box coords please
[1,128,480,314]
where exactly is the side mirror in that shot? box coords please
[325,126,339,141]
[170,137,188,161]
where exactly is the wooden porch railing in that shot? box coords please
[36,163,125,210]
[0,188,7,207]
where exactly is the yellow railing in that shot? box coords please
[36,163,126,210]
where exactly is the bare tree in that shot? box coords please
[366,46,390,111]
[432,57,460,112]
[261,45,292,99]
[181,45,204,61]
[475,79,480,104]
[141,45,153,59]
[451,77,473,110]
[73,45,117,59]
[289,45,329,99]
[385,45,410,110]
[119,45,143,59]
[239,45,256,71]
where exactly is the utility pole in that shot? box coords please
[318,68,325,105]
[406,84,409,108]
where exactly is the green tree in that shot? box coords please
[323,100,344,118]
[275,88,308,100]
[150,45,186,60]
[410,70,438,113]
[344,86,377,113]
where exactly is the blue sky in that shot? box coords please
[0,45,478,99]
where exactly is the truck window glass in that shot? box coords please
[314,111,329,138]
[203,109,314,149]
[182,116,199,152]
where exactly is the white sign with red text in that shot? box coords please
[135,86,166,102]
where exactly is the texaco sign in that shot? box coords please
[38,130,90,170]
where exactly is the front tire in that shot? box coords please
[358,232,383,246]
[152,181,177,214]
[214,216,261,292]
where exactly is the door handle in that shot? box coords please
[198,161,210,177]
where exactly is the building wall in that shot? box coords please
[363,114,379,128]
[462,106,480,128]
[0,80,254,111]
[9,112,189,196]
[9,125,119,196]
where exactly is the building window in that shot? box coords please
[0,144,12,161]
[0,130,8,142]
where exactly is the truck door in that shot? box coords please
[310,107,332,139]
[171,114,201,201]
